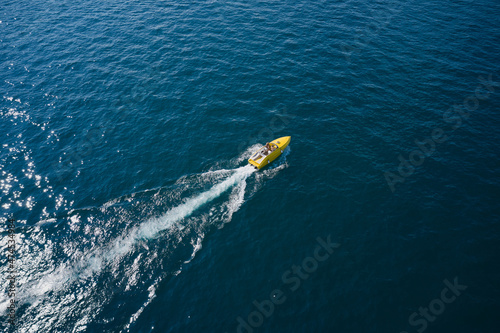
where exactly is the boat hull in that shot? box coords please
[248,136,291,170]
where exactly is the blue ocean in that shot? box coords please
[1,0,499,332]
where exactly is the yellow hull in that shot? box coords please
[248,136,291,170]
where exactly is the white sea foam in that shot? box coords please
[1,165,257,324]
[135,165,254,240]
[1,150,295,333]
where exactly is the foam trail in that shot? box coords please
[136,165,255,239]
[0,165,256,314]
[72,164,256,281]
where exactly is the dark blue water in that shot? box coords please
[1,0,500,332]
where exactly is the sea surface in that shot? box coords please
[1,0,500,332]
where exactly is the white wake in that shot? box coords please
[0,145,290,332]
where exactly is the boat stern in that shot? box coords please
[248,158,263,169]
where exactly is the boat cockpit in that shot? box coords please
[250,143,278,162]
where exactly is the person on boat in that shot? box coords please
[265,142,271,154]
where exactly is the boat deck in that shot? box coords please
[250,149,270,164]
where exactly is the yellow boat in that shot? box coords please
[248,136,291,170]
